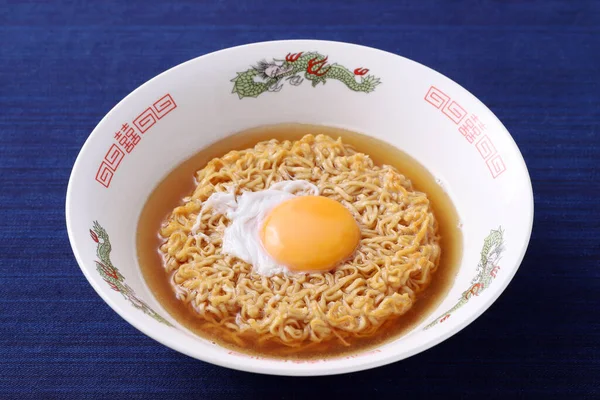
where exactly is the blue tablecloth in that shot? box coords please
[1,0,599,398]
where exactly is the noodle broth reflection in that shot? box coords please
[137,124,462,359]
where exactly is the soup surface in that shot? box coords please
[137,123,462,359]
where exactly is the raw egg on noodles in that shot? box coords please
[196,180,358,275]
[261,196,360,271]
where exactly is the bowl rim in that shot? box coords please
[65,39,534,376]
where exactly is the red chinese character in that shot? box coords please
[123,123,141,152]
[114,130,128,148]
[458,116,482,144]
[470,114,486,131]
[458,125,470,140]
[115,123,142,153]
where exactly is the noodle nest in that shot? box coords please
[160,134,440,347]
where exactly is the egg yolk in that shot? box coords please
[260,196,361,272]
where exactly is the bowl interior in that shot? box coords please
[66,40,533,376]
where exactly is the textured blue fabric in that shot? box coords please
[1,0,599,398]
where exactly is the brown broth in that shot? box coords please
[137,123,462,359]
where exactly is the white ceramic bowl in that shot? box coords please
[66,40,533,376]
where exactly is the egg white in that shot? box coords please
[192,180,319,276]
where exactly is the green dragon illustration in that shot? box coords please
[231,51,381,99]
[90,221,172,326]
[424,227,505,330]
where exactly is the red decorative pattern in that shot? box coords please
[133,107,158,133]
[285,52,303,62]
[353,67,369,76]
[475,135,497,160]
[424,86,507,179]
[464,283,483,299]
[96,261,118,280]
[442,100,467,124]
[424,86,450,109]
[491,265,501,278]
[104,279,121,292]
[103,144,125,170]
[95,93,177,188]
[153,94,177,119]
[95,161,115,188]
[486,154,507,179]
[307,56,331,76]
